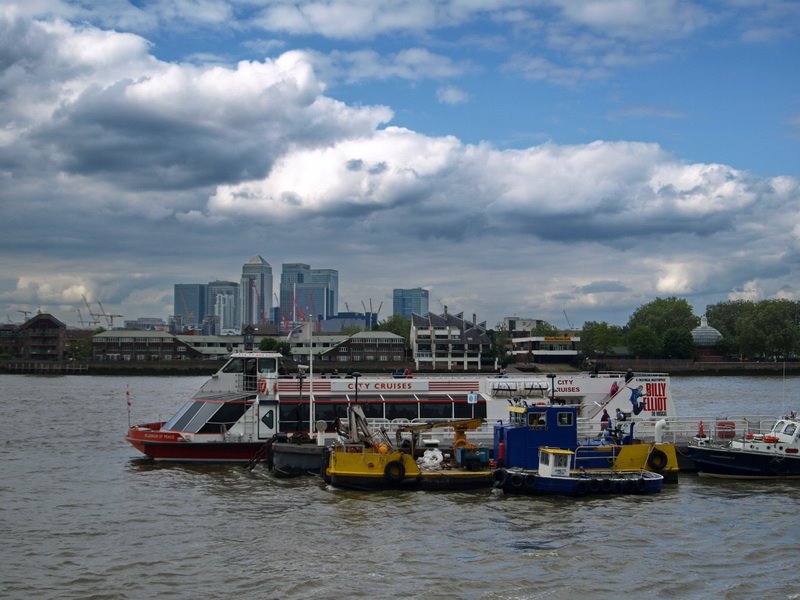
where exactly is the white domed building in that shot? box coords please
[691,315,723,360]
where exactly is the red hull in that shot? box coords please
[126,424,268,463]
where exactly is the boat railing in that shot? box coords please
[578,415,777,445]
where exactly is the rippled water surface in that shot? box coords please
[1,374,799,599]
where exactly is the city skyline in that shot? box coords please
[2,2,799,330]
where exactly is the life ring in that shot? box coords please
[647,449,669,472]
[509,472,525,489]
[257,378,267,393]
[763,435,779,444]
[384,460,406,484]
[523,473,538,492]
[493,469,508,487]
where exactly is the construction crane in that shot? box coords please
[97,302,124,328]
[563,310,574,331]
[17,309,31,320]
[76,309,86,327]
[81,295,101,327]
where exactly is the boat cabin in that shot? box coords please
[538,448,574,478]
[494,404,638,470]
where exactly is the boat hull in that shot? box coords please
[326,449,493,491]
[126,425,269,463]
[495,468,664,496]
[687,445,800,478]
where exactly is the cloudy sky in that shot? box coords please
[1,0,799,330]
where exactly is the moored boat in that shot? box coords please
[324,406,493,491]
[687,411,800,478]
[494,447,664,497]
[493,404,680,482]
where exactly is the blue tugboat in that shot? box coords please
[494,447,664,496]
[493,404,679,482]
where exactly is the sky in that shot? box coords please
[1,0,799,331]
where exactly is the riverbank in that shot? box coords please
[4,357,800,376]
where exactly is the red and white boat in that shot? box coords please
[127,352,683,463]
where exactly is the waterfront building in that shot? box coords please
[510,333,581,364]
[123,317,168,331]
[393,288,429,319]
[410,309,491,371]
[174,283,206,328]
[0,313,67,360]
[240,255,273,329]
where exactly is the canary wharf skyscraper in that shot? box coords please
[240,255,272,328]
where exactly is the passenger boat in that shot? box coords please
[493,404,680,482]
[126,352,288,463]
[686,411,800,478]
[323,406,493,491]
[493,448,664,497]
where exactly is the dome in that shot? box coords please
[691,316,723,347]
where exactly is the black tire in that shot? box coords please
[509,472,525,488]
[493,469,508,487]
[575,480,590,496]
[636,478,646,492]
[589,479,601,493]
[523,473,538,492]
[648,449,669,472]
[600,479,612,493]
[384,460,405,483]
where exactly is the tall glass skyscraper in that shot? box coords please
[393,288,430,319]
[174,283,206,327]
[279,263,339,325]
[240,255,273,328]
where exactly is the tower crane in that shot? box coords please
[17,309,31,320]
[563,310,574,331]
[81,294,101,327]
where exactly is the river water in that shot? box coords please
[1,374,799,600]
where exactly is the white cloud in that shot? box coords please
[436,85,468,104]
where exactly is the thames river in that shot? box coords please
[1,374,799,599]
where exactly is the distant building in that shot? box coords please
[279,263,339,326]
[18,313,67,360]
[174,283,206,328]
[393,288,429,319]
[503,316,547,335]
[206,280,240,334]
[410,309,491,371]
[124,317,167,331]
[240,255,273,329]
[510,333,581,364]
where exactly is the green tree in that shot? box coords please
[67,338,92,361]
[580,321,625,356]
[374,314,411,344]
[627,297,698,338]
[531,321,560,336]
[259,336,290,355]
[661,328,696,359]
[490,323,512,365]
[627,325,661,358]
[753,299,800,359]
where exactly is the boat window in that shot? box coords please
[314,403,349,425]
[540,452,550,466]
[387,402,419,421]
[528,412,547,429]
[783,423,796,436]
[359,402,384,419]
[279,403,309,433]
[162,400,198,430]
[198,401,252,434]
[183,401,224,433]
[258,358,277,374]
[420,402,452,419]
[163,401,205,431]
[455,403,486,419]
[557,412,574,426]
[773,420,786,433]
[222,358,244,373]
